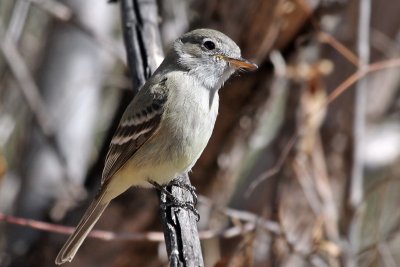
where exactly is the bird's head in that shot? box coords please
[170,29,257,89]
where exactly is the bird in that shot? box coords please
[55,28,257,264]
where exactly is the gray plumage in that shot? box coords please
[55,29,257,265]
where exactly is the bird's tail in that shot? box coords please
[55,188,110,265]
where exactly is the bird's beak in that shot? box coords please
[223,56,258,71]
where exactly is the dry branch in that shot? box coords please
[0,199,281,241]
[344,0,371,266]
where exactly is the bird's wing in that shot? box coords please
[101,78,168,184]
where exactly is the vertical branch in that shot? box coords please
[346,0,371,266]
[6,0,31,42]
[119,1,204,266]
[0,25,52,137]
[160,174,204,267]
[120,0,163,90]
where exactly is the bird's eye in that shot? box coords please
[203,40,216,50]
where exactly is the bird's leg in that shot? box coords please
[148,179,172,196]
[148,179,200,221]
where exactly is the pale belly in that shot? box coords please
[142,89,219,183]
[110,84,219,194]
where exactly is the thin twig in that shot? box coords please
[317,32,359,66]
[6,0,31,42]
[370,29,400,58]
[245,133,297,197]
[295,0,360,66]
[292,158,322,216]
[0,201,280,241]
[0,25,52,137]
[350,0,371,207]
[378,243,398,267]
[275,209,321,267]
[29,0,72,21]
[311,135,340,241]
[29,0,125,63]
[346,1,371,266]
[325,58,400,107]
[0,209,325,265]
[245,51,293,197]
[0,212,164,242]
[358,211,400,256]
[198,196,281,234]
[0,22,69,168]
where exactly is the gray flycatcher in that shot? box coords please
[55,28,257,264]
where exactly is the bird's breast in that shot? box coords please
[126,74,220,185]
[161,77,219,171]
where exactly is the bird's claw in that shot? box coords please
[161,200,200,222]
[168,179,198,205]
[148,179,200,221]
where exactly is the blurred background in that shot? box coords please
[1,0,400,266]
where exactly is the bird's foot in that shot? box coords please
[161,198,200,222]
[148,179,200,221]
[168,179,198,205]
